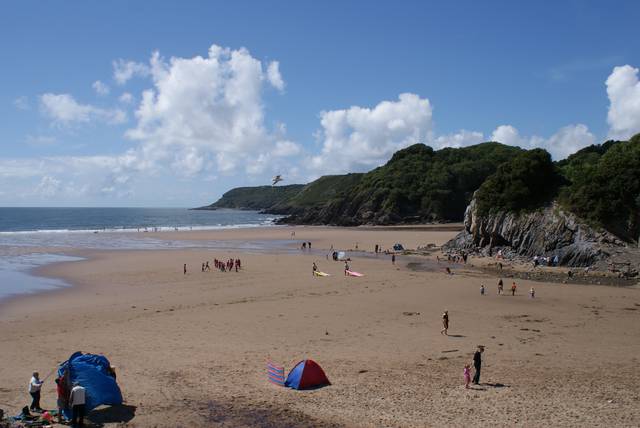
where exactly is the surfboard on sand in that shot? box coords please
[314,271,330,277]
[346,270,364,277]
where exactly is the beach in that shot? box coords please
[1,226,639,427]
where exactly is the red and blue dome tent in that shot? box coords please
[284,359,330,390]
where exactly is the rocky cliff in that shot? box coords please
[444,197,627,267]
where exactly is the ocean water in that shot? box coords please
[0,208,285,303]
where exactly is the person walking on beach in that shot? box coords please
[28,372,44,412]
[441,310,449,335]
[69,382,86,427]
[183,263,187,275]
[472,345,484,384]
[529,287,535,298]
[344,261,350,275]
[480,284,485,295]
[392,254,396,265]
[511,282,517,296]
[498,278,504,295]
[312,262,318,276]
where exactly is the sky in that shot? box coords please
[1,0,640,207]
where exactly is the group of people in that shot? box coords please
[495,278,535,298]
[300,241,312,250]
[28,371,88,427]
[184,258,243,274]
[533,255,559,267]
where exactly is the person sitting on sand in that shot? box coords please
[463,363,471,389]
[511,282,517,296]
[441,310,449,335]
[312,262,318,276]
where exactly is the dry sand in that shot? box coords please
[1,226,639,427]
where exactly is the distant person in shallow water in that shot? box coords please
[441,310,449,335]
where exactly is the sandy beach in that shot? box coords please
[1,226,639,427]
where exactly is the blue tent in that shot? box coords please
[57,352,122,418]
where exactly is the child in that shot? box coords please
[464,364,471,388]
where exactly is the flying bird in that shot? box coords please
[272,175,283,186]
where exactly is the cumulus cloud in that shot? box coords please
[267,61,284,91]
[309,93,432,174]
[40,93,127,126]
[113,59,150,85]
[490,123,595,159]
[124,44,299,177]
[119,92,134,104]
[92,80,110,96]
[606,65,640,140]
[434,130,484,149]
[36,175,61,197]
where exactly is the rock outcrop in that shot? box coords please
[444,197,627,267]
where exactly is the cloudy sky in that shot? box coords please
[1,1,640,207]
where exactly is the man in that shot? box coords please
[473,345,484,385]
[28,372,44,412]
[69,382,86,427]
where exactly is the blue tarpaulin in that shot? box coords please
[57,352,122,418]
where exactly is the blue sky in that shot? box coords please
[1,0,639,206]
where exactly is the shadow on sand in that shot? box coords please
[86,404,136,427]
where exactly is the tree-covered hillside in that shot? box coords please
[195,184,305,210]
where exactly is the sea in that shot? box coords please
[0,207,285,302]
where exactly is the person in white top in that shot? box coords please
[69,382,86,427]
[28,372,44,412]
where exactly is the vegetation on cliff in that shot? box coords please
[196,184,305,210]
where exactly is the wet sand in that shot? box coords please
[1,226,639,427]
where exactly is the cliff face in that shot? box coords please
[444,197,626,267]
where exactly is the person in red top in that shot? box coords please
[55,377,67,423]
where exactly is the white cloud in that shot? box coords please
[92,80,110,96]
[40,93,127,126]
[490,123,595,159]
[125,44,293,177]
[113,59,150,85]
[606,64,640,140]
[309,93,432,174]
[36,175,61,197]
[267,61,284,91]
[434,130,484,149]
[14,96,29,110]
[119,92,134,104]
[491,125,527,147]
